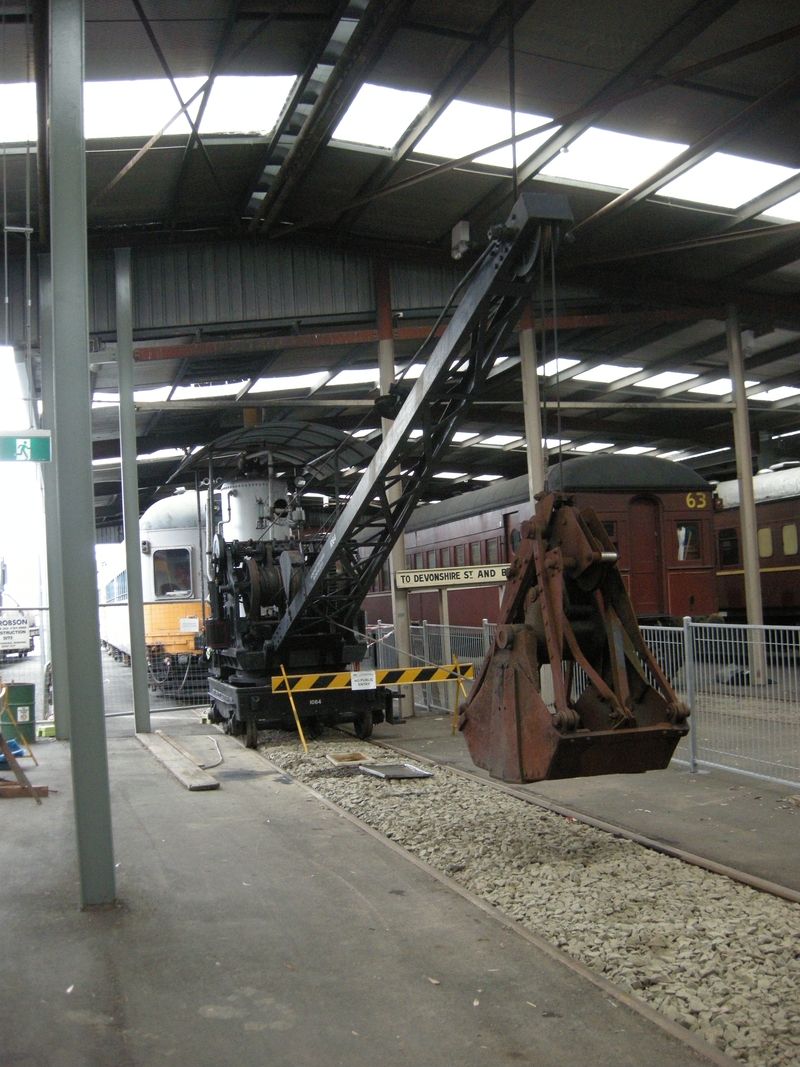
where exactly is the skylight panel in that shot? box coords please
[92,457,121,467]
[452,431,479,442]
[477,434,522,447]
[749,386,800,402]
[199,76,296,136]
[681,446,730,460]
[331,83,430,149]
[765,190,800,222]
[400,364,426,380]
[541,127,687,190]
[574,441,614,453]
[415,100,555,169]
[544,438,570,447]
[84,78,205,138]
[633,371,698,389]
[249,372,328,393]
[349,428,375,438]
[0,83,36,142]
[171,381,248,400]
[433,471,468,480]
[93,391,120,403]
[134,386,172,402]
[136,447,186,462]
[573,364,642,383]
[474,474,502,481]
[538,358,580,376]
[409,429,424,439]
[688,378,758,396]
[325,368,380,386]
[659,152,799,210]
[615,445,655,455]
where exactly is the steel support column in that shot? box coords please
[38,254,70,740]
[115,248,150,733]
[727,306,766,680]
[519,303,545,499]
[49,0,115,905]
[376,261,412,716]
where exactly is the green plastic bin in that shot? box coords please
[2,683,35,744]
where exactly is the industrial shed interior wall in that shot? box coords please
[5,246,465,344]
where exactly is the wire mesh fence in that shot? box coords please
[368,617,800,790]
[17,599,800,788]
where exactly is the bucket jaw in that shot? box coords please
[459,493,689,783]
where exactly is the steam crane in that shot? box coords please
[202,191,689,780]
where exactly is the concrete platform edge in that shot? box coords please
[255,748,739,1067]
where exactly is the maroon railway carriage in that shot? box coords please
[363,454,718,626]
[713,465,800,625]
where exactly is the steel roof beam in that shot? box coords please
[569,66,800,240]
[130,0,241,232]
[335,0,537,231]
[165,0,242,234]
[248,0,413,235]
[516,0,740,183]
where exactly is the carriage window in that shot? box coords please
[718,528,739,568]
[758,527,773,558]
[470,541,481,565]
[676,523,701,562]
[406,554,413,570]
[510,528,521,554]
[427,550,437,569]
[782,524,798,556]
[153,548,192,597]
[415,552,424,570]
[486,538,499,564]
[455,543,466,566]
[441,546,451,567]
[601,520,618,550]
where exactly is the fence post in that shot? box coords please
[422,620,431,713]
[683,615,697,773]
[482,619,492,656]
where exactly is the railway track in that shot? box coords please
[255,729,800,1067]
[370,736,800,907]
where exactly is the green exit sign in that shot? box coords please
[0,432,52,462]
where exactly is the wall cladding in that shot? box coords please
[10,242,464,345]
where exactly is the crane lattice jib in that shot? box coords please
[269,193,573,653]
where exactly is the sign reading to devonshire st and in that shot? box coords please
[0,431,51,462]
[396,564,509,590]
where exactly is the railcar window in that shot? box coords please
[510,529,521,554]
[470,541,481,565]
[415,552,424,570]
[153,548,192,597]
[601,520,618,545]
[441,546,451,567]
[782,524,798,556]
[455,543,466,566]
[406,554,412,570]
[676,523,701,562]
[487,538,499,564]
[758,527,773,558]
[718,529,739,568]
[427,550,437,569]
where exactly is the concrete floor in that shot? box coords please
[1,712,727,1067]
[371,714,800,892]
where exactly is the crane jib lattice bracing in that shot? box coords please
[268,193,573,654]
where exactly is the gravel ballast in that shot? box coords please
[258,733,800,1067]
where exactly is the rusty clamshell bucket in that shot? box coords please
[458,493,689,783]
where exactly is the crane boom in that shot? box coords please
[269,192,573,652]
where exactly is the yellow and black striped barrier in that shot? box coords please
[271,662,474,693]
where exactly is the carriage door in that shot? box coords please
[629,496,663,616]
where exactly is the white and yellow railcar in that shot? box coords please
[98,490,208,690]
